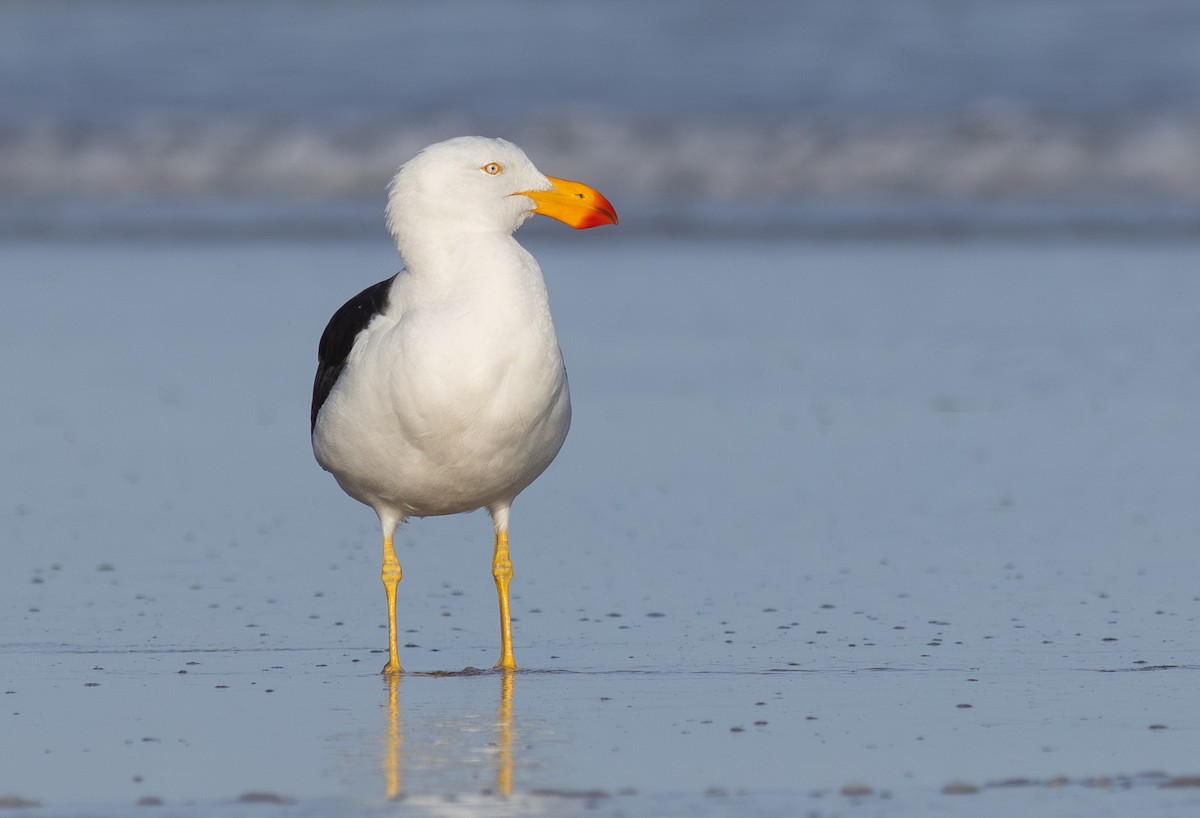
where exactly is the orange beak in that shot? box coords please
[517,176,618,229]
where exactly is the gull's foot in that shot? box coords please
[382,660,403,675]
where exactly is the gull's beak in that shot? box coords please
[517,176,619,229]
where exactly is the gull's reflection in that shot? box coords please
[382,669,516,799]
[384,673,403,799]
[495,669,514,796]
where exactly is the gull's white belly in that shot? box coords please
[312,311,571,518]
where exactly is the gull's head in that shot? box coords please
[385,136,617,244]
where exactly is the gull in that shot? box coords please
[311,136,617,673]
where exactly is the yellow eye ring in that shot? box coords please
[482,162,503,175]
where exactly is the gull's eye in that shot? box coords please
[482,162,503,175]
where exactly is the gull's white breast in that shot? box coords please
[312,243,571,518]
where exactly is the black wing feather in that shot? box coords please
[311,274,398,432]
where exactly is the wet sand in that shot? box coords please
[2,236,1199,816]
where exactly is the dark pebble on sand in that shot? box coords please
[1161,776,1200,788]
[237,792,295,805]
[0,796,41,808]
[942,781,980,795]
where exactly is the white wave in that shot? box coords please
[3,109,1200,205]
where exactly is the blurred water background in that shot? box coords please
[4,0,1200,240]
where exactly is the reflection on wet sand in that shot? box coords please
[383,670,516,799]
[495,670,514,796]
[384,674,402,799]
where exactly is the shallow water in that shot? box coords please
[3,235,1200,816]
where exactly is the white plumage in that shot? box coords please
[311,136,617,673]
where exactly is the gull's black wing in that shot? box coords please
[311,274,398,432]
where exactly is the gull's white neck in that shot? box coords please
[396,226,556,334]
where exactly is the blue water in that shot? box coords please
[5,236,1200,815]
[4,0,1200,235]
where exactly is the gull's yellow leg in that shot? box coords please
[381,531,403,674]
[492,529,517,670]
